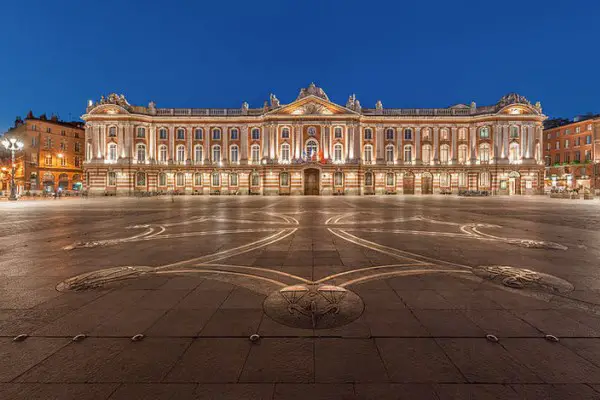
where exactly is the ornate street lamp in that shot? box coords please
[1,138,24,201]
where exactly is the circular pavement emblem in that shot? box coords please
[263,284,364,329]
[473,265,574,294]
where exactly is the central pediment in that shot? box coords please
[267,95,357,117]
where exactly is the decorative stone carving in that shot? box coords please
[90,93,132,111]
[375,100,383,111]
[296,82,329,101]
[270,94,280,108]
[148,101,156,115]
[242,101,249,114]
[497,93,531,108]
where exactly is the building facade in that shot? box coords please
[82,84,545,196]
[2,112,85,194]
[543,116,600,193]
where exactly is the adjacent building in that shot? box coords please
[82,84,546,196]
[543,116,600,193]
[2,112,85,194]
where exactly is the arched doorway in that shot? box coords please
[304,168,319,195]
[403,172,415,194]
[422,172,433,194]
[508,171,521,195]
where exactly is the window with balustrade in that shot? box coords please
[212,128,221,140]
[385,145,394,162]
[108,143,117,161]
[251,145,260,163]
[159,145,168,162]
[176,145,185,162]
[251,128,260,140]
[458,144,468,163]
[333,144,343,162]
[364,128,373,140]
[403,145,413,162]
[159,128,168,140]
[478,144,490,163]
[422,145,431,164]
[280,144,290,163]
[194,128,203,140]
[422,128,431,141]
[440,144,450,163]
[230,145,239,163]
[509,143,520,163]
[136,144,146,162]
[363,145,373,163]
[194,145,203,163]
[212,145,221,163]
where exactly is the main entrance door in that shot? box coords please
[421,173,433,194]
[304,168,320,195]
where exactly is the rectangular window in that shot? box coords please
[565,153,570,163]
[565,139,569,149]
[555,141,560,150]
[575,151,581,162]
[404,129,412,140]
[61,130,66,136]
[586,150,592,161]
[45,155,52,165]
[586,135,592,145]
[46,127,51,133]
[230,146,239,163]
[576,127,581,133]
[555,154,560,164]
[230,129,239,140]
[230,173,238,186]
[60,157,66,167]
[566,129,571,134]
[31,137,37,147]
[108,172,116,186]
[587,124,592,131]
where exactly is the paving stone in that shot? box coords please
[435,383,520,399]
[436,338,542,383]
[364,309,429,337]
[397,290,455,310]
[165,339,251,382]
[376,338,465,383]
[315,339,389,382]
[354,383,439,400]
[510,383,600,399]
[412,310,486,337]
[199,309,263,337]
[511,309,599,337]
[109,383,197,399]
[145,308,216,337]
[461,309,541,337]
[0,383,118,400]
[273,383,355,399]
[195,383,274,399]
[0,338,68,382]
[240,338,314,383]
[219,287,266,309]
[91,308,167,336]
[175,289,231,309]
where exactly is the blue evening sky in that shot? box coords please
[0,0,598,132]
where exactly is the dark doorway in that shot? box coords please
[304,168,320,195]
[422,174,433,194]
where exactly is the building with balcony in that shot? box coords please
[2,112,85,194]
[82,84,545,196]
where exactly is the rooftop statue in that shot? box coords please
[296,82,329,101]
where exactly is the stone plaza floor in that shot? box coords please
[1,195,600,399]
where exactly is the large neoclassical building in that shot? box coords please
[82,84,545,196]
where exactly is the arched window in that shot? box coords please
[280,143,290,163]
[509,143,520,163]
[440,128,449,140]
[440,144,450,163]
[137,127,145,138]
[479,127,490,138]
[136,172,146,186]
[176,172,185,187]
[404,145,413,162]
[251,145,260,163]
[107,171,116,186]
[422,128,431,141]
[136,144,146,162]
[510,126,519,138]
[251,128,260,140]
[385,145,394,162]
[386,173,395,186]
[479,172,490,187]
[194,128,203,140]
[458,128,467,140]
[176,145,185,162]
[176,128,185,140]
[158,145,168,163]
[458,144,468,164]
[440,173,450,187]
[479,143,490,163]
[363,144,373,163]
[230,173,238,186]
[251,172,260,187]
[212,145,221,163]
[458,172,467,187]
[386,128,394,140]
[307,126,316,136]
[159,128,168,140]
[422,145,431,164]
[364,128,373,140]
[280,172,290,187]
[194,145,203,163]
[211,172,220,187]
[281,127,290,139]
[334,171,343,187]
[230,145,239,163]
[212,128,221,140]
[404,128,413,140]
[230,128,239,140]
[108,126,117,137]
[107,143,118,161]
[365,171,373,186]
[194,172,202,186]
[334,127,343,139]
[306,140,318,159]
[158,172,167,186]
[333,143,343,162]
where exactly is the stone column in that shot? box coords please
[520,125,526,160]
[415,127,421,163]
[376,124,384,163]
[263,124,270,159]
[118,124,125,159]
[503,125,509,159]
[169,126,175,161]
[527,125,535,159]
[323,125,329,160]
[269,125,275,159]
[274,125,279,160]
[91,125,99,159]
[493,124,501,160]
[204,126,211,163]
[100,125,106,159]
[397,126,403,162]
[127,125,134,159]
[451,127,457,162]
[347,125,354,160]
[295,124,302,159]
[240,125,248,164]
[223,126,228,163]
[149,125,156,161]
[469,126,476,162]
[433,126,439,163]
[187,127,192,162]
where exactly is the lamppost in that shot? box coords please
[1,138,24,201]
